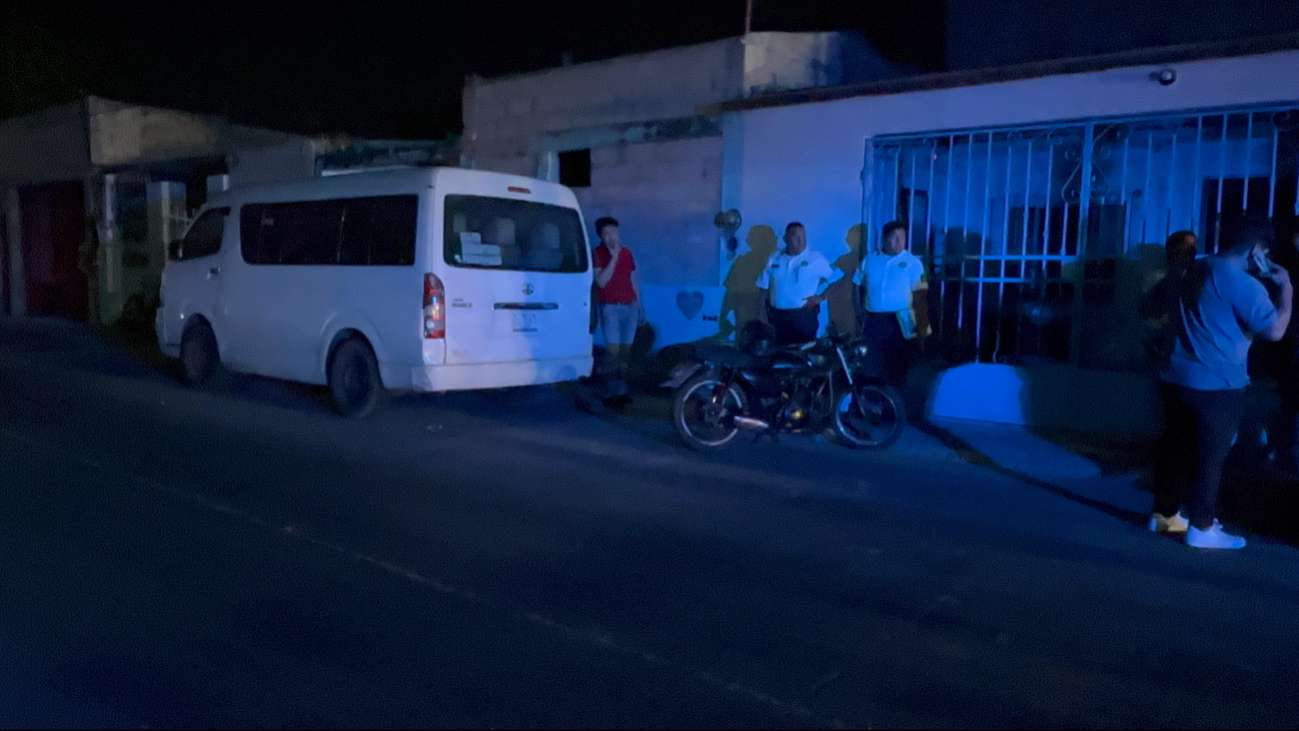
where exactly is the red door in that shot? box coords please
[20,182,88,321]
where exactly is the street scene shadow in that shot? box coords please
[828,224,863,337]
[718,225,777,342]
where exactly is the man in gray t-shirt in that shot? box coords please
[1150,227,1293,549]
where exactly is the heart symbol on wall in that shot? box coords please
[676,290,705,321]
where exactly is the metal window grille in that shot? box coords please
[865,105,1299,370]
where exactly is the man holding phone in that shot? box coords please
[1150,226,1292,549]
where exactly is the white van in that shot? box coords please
[155,167,594,417]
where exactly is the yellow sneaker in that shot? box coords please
[1148,511,1189,534]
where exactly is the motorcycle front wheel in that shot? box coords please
[833,383,906,449]
[672,372,748,451]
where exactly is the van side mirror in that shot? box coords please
[167,240,182,261]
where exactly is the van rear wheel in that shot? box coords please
[329,338,384,419]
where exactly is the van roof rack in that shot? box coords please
[319,165,416,177]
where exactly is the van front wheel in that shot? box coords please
[329,338,384,419]
[180,322,221,387]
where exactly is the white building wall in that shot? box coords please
[735,50,1299,259]
[728,49,1299,436]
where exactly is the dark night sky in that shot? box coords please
[0,1,944,140]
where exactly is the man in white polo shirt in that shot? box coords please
[853,220,928,388]
[756,222,842,346]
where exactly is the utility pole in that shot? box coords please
[744,0,753,35]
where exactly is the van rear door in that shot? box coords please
[436,193,591,365]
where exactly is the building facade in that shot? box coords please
[461,32,899,347]
[707,38,1299,435]
[0,97,306,325]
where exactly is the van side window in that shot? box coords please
[279,200,344,265]
[443,195,587,273]
[240,204,270,264]
[340,196,419,266]
[174,207,229,260]
[240,195,417,266]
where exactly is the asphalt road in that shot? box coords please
[2,320,1299,729]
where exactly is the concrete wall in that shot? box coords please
[227,138,322,189]
[925,362,1163,437]
[87,97,300,169]
[742,32,896,97]
[726,49,1299,433]
[463,38,744,175]
[463,32,897,175]
[576,138,723,287]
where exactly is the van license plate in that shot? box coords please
[495,310,540,336]
[516,313,539,333]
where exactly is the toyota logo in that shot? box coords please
[522,283,535,295]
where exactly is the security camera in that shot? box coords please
[1153,68,1177,86]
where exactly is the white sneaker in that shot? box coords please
[1185,520,1247,550]
[1148,511,1189,534]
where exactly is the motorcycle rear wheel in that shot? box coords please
[673,372,748,451]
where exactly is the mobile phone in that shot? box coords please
[1252,249,1273,277]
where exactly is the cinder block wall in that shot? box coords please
[576,138,723,287]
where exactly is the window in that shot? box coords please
[871,106,1299,370]
[340,196,419,266]
[444,194,588,273]
[559,149,591,188]
[240,195,418,266]
[271,200,344,265]
[173,207,229,260]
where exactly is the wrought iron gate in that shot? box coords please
[865,105,1299,370]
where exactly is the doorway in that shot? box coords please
[20,181,88,321]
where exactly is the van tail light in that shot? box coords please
[424,273,445,339]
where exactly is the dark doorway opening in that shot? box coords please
[20,181,88,321]
[559,149,592,188]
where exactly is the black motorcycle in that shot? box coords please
[666,327,906,451]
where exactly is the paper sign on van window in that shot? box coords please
[459,232,503,266]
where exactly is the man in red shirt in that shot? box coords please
[592,216,641,395]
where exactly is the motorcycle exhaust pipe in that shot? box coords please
[732,416,770,431]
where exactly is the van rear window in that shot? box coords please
[241,195,418,266]
[443,195,588,273]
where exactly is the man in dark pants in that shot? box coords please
[853,221,928,389]
[1150,227,1292,549]
[756,222,840,346]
